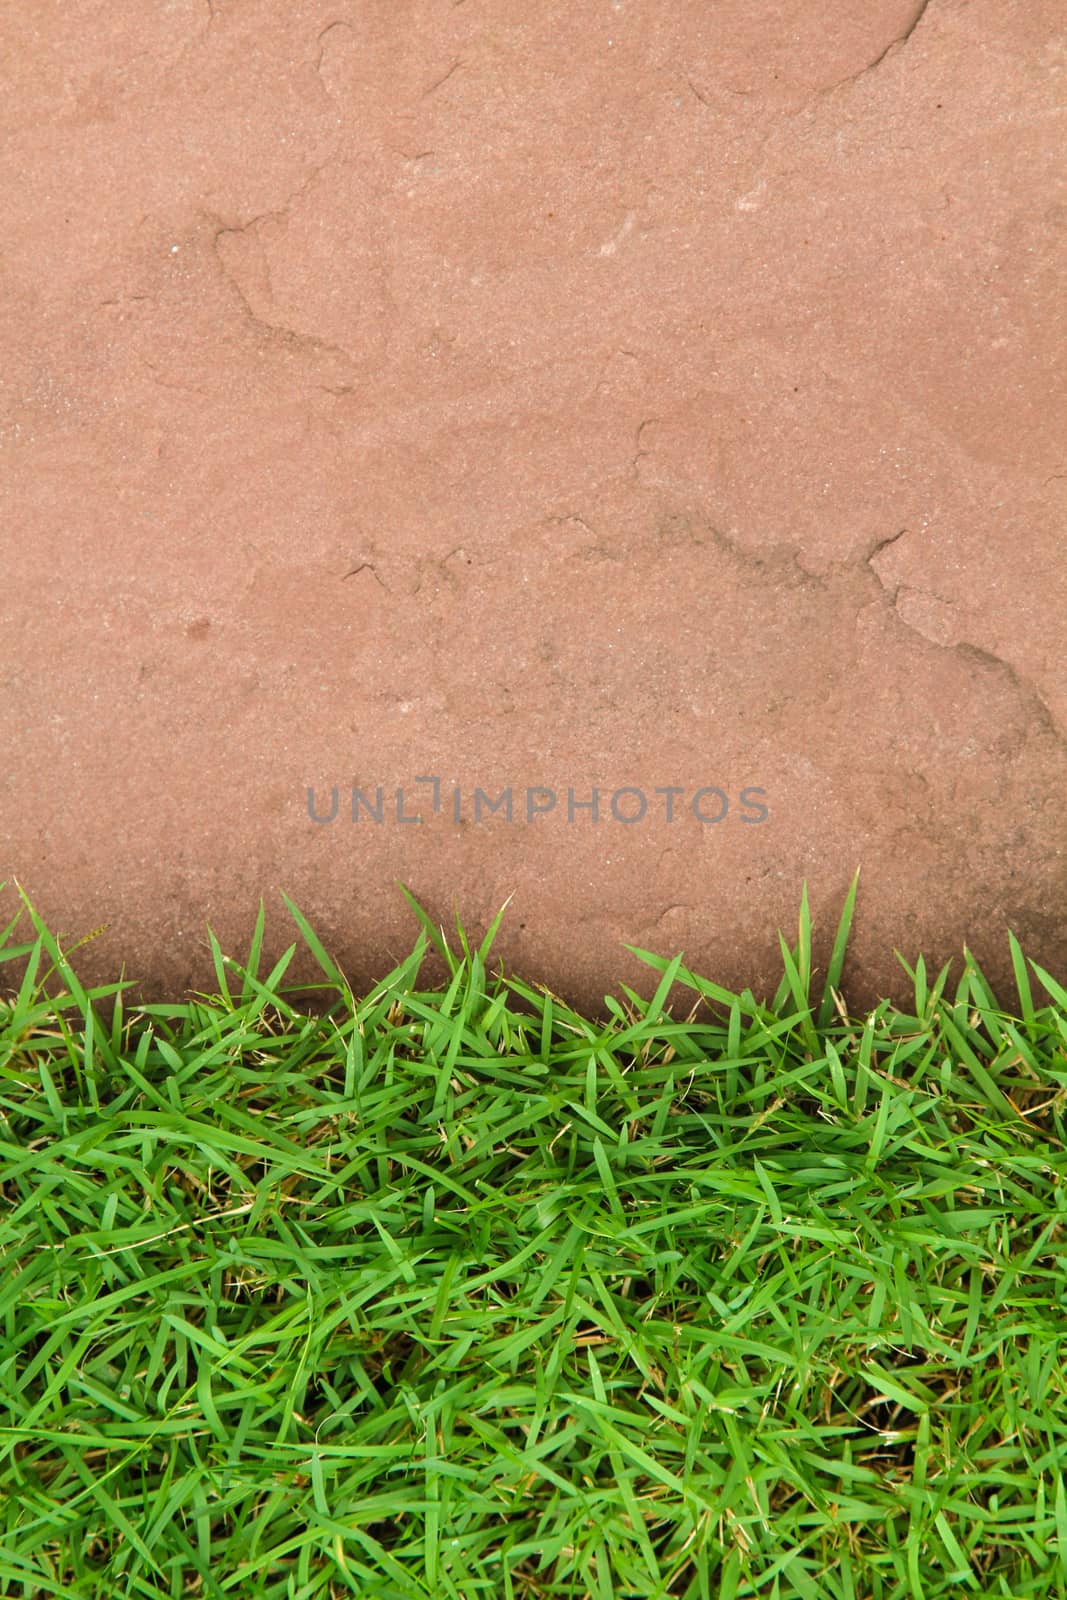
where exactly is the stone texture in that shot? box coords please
[2,0,1065,1014]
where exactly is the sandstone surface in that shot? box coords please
[2,0,1065,1013]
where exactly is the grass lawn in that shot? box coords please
[1,876,1066,1599]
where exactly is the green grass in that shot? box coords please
[1,875,1066,1599]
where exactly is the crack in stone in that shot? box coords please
[866,527,908,564]
[864,527,909,599]
[866,0,934,69]
[863,531,1067,753]
[658,515,828,592]
[631,418,658,476]
[816,0,935,97]
[662,507,1066,759]
[545,513,597,538]
[206,154,357,368]
[406,548,484,599]
[209,239,355,365]
[213,153,341,244]
[314,19,354,103]
[948,643,1067,755]
[140,361,210,398]
[422,60,463,98]
[317,20,353,56]
[342,563,389,591]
